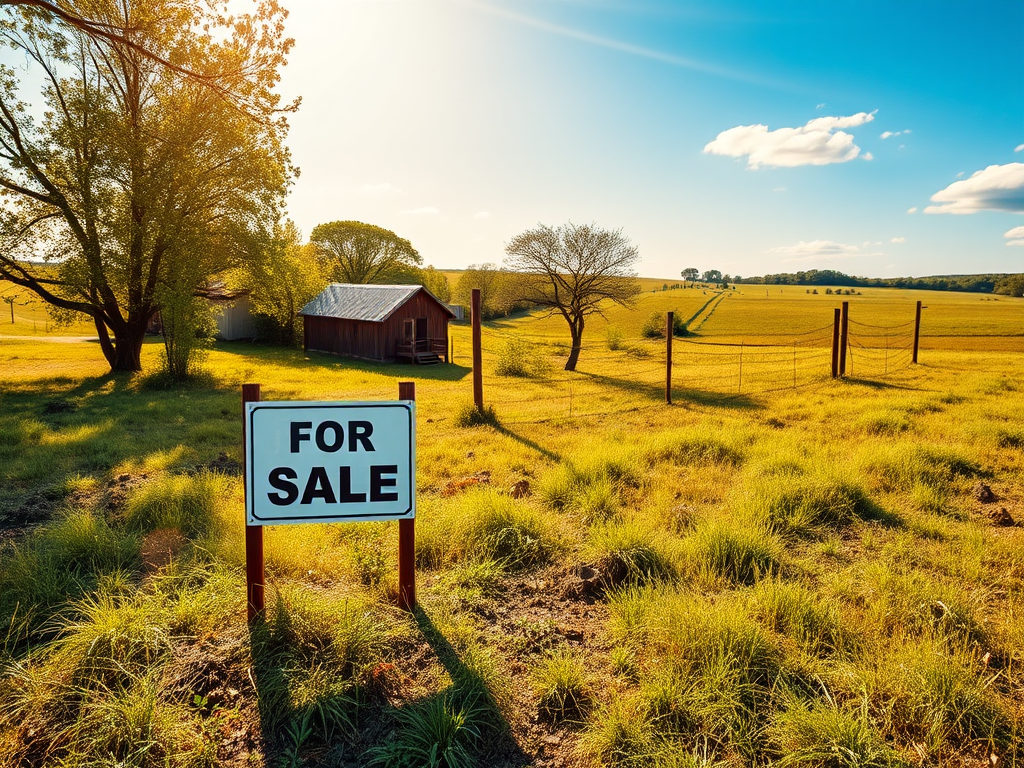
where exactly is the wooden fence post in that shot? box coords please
[665,311,673,404]
[831,308,841,378]
[839,301,849,377]
[398,381,416,611]
[242,383,265,623]
[471,289,483,410]
[912,300,922,364]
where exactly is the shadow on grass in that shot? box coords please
[841,377,923,392]
[494,424,562,463]
[406,605,532,767]
[210,341,473,383]
[573,369,762,411]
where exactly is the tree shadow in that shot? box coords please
[210,342,473,382]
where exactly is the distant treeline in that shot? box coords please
[733,269,1024,297]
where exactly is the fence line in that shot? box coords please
[465,303,921,423]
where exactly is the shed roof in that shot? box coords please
[299,283,455,322]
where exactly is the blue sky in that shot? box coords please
[278,0,1023,279]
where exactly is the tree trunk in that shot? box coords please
[564,318,584,371]
[98,315,147,372]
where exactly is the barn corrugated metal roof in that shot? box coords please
[299,283,454,322]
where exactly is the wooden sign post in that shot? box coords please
[242,383,417,620]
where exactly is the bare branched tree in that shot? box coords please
[504,222,641,371]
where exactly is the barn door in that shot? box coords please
[415,317,428,349]
[403,318,415,341]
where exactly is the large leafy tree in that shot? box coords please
[0,0,293,371]
[310,221,422,285]
[504,222,640,371]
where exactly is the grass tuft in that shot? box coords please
[417,488,556,570]
[532,649,592,720]
[120,471,231,538]
[739,474,880,536]
[770,695,899,767]
[366,692,482,768]
[453,401,500,428]
[682,519,782,586]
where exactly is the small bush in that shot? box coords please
[453,401,500,428]
[494,337,550,377]
[607,326,625,350]
[642,312,666,339]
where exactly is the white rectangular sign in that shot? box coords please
[245,400,415,525]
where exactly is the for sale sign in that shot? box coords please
[244,401,415,525]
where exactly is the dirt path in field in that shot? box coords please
[0,334,97,343]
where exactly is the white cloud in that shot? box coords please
[473,211,491,219]
[359,182,405,196]
[816,103,826,109]
[862,152,874,161]
[1016,144,1024,152]
[703,111,876,169]
[771,187,787,193]
[399,206,439,216]
[1005,226,1024,246]
[925,163,1024,214]
[880,129,911,139]
[907,207,918,214]
[767,239,880,263]
[955,171,965,179]
[891,236,905,243]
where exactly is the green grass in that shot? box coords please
[1,284,1022,766]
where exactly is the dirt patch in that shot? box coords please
[141,528,189,572]
[988,507,1015,527]
[205,452,242,476]
[974,482,997,503]
[441,470,492,497]
[105,472,149,511]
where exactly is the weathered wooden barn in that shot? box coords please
[300,284,454,364]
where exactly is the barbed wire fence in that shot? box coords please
[468,297,922,425]
[846,318,916,378]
